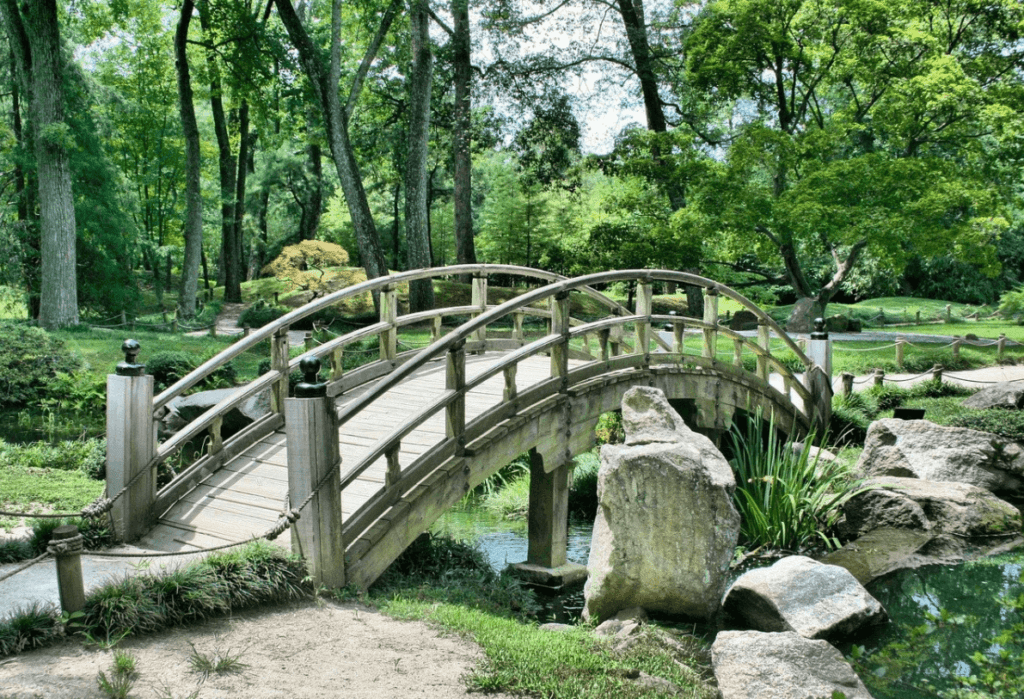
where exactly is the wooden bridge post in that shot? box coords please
[285,357,344,589]
[805,318,833,433]
[270,326,290,414]
[756,320,770,382]
[673,316,684,354]
[550,291,570,385]
[379,285,398,362]
[446,340,466,455]
[635,280,653,359]
[471,274,488,349]
[106,340,155,542]
[703,288,719,360]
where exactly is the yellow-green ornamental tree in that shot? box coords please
[675,0,1023,331]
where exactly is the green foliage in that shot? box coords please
[28,517,113,556]
[187,642,247,679]
[0,324,84,409]
[0,603,63,657]
[829,404,872,448]
[595,411,624,445]
[0,437,106,477]
[568,451,599,520]
[370,534,539,618]
[39,371,106,416]
[97,649,138,699]
[865,385,913,412]
[0,466,105,527]
[78,541,307,643]
[237,300,288,329]
[999,287,1024,320]
[146,351,237,392]
[727,413,871,551]
[949,410,1024,444]
[0,539,32,563]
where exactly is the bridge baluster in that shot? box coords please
[702,287,719,360]
[503,365,518,404]
[330,346,344,382]
[513,311,525,344]
[209,416,223,456]
[472,274,487,350]
[270,327,290,414]
[379,285,398,362]
[550,291,570,385]
[756,320,771,382]
[673,319,684,354]
[446,340,466,455]
[733,338,744,367]
[598,328,610,362]
[636,281,653,361]
[431,315,442,342]
[385,444,401,489]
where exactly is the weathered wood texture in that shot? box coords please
[286,394,344,588]
[106,373,155,542]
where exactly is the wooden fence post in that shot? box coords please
[841,372,854,397]
[946,304,952,323]
[896,337,906,369]
[932,364,944,383]
[285,357,344,589]
[48,525,85,614]
[106,339,155,542]
[952,337,961,362]
[379,285,397,362]
[998,334,1007,362]
[873,368,885,387]
[703,287,719,360]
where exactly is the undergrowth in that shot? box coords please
[0,541,309,657]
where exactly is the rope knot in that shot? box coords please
[81,498,113,519]
[264,510,301,541]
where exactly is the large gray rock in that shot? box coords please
[728,310,758,331]
[583,387,740,622]
[722,556,886,640]
[712,630,873,699]
[962,382,1024,410]
[857,418,1024,493]
[839,477,1022,540]
[160,387,271,440]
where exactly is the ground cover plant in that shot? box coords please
[726,413,870,552]
[358,534,717,699]
[0,541,309,658]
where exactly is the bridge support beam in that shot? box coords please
[286,357,345,589]
[510,449,587,589]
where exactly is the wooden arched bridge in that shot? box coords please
[104,266,832,589]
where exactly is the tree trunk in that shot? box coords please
[234,100,251,279]
[200,1,241,303]
[297,136,323,241]
[10,0,78,328]
[175,0,202,318]
[276,0,389,287]
[405,0,434,311]
[452,0,475,279]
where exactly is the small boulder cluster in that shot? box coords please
[572,387,888,698]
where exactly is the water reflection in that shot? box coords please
[845,546,1024,698]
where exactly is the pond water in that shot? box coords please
[843,547,1024,698]
[431,505,594,621]
[0,410,104,444]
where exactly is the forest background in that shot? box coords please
[1,0,1023,332]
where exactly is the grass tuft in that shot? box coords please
[187,641,247,679]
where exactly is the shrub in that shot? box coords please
[0,323,83,409]
[0,438,105,477]
[998,287,1024,319]
[949,410,1024,443]
[865,384,911,411]
[829,404,871,447]
[833,391,878,420]
[568,451,599,520]
[907,379,976,400]
[237,300,288,329]
[727,412,872,551]
[0,603,63,657]
[595,411,624,445]
[146,351,236,393]
[29,516,113,556]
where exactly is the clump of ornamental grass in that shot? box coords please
[726,412,874,553]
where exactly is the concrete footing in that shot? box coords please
[507,561,588,589]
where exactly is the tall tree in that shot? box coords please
[451,0,475,272]
[405,0,434,310]
[2,0,78,328]
[275,0,394,286]
[175,0,203,318]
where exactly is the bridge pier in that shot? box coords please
[509,449,587,589]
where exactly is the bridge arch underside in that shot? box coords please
[342,358,809,589]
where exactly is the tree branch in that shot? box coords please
[345,0,403,122]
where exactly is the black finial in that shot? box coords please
[116,339,145,376]
[294,356,326,397]
[810,317,828,340]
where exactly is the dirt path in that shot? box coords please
[0,600,514,699]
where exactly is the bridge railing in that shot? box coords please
[332,272,830,572]
[144,265,635,517]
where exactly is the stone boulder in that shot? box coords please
[583,387,740,622]
[728,310,758,332]
[712,630,873,699]
[160,387,271,440]
[857,418,1024,493]
[839,477,1022,540]
[962,382,1024,410]
[825,314,850,333]
[722,556,886,640]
